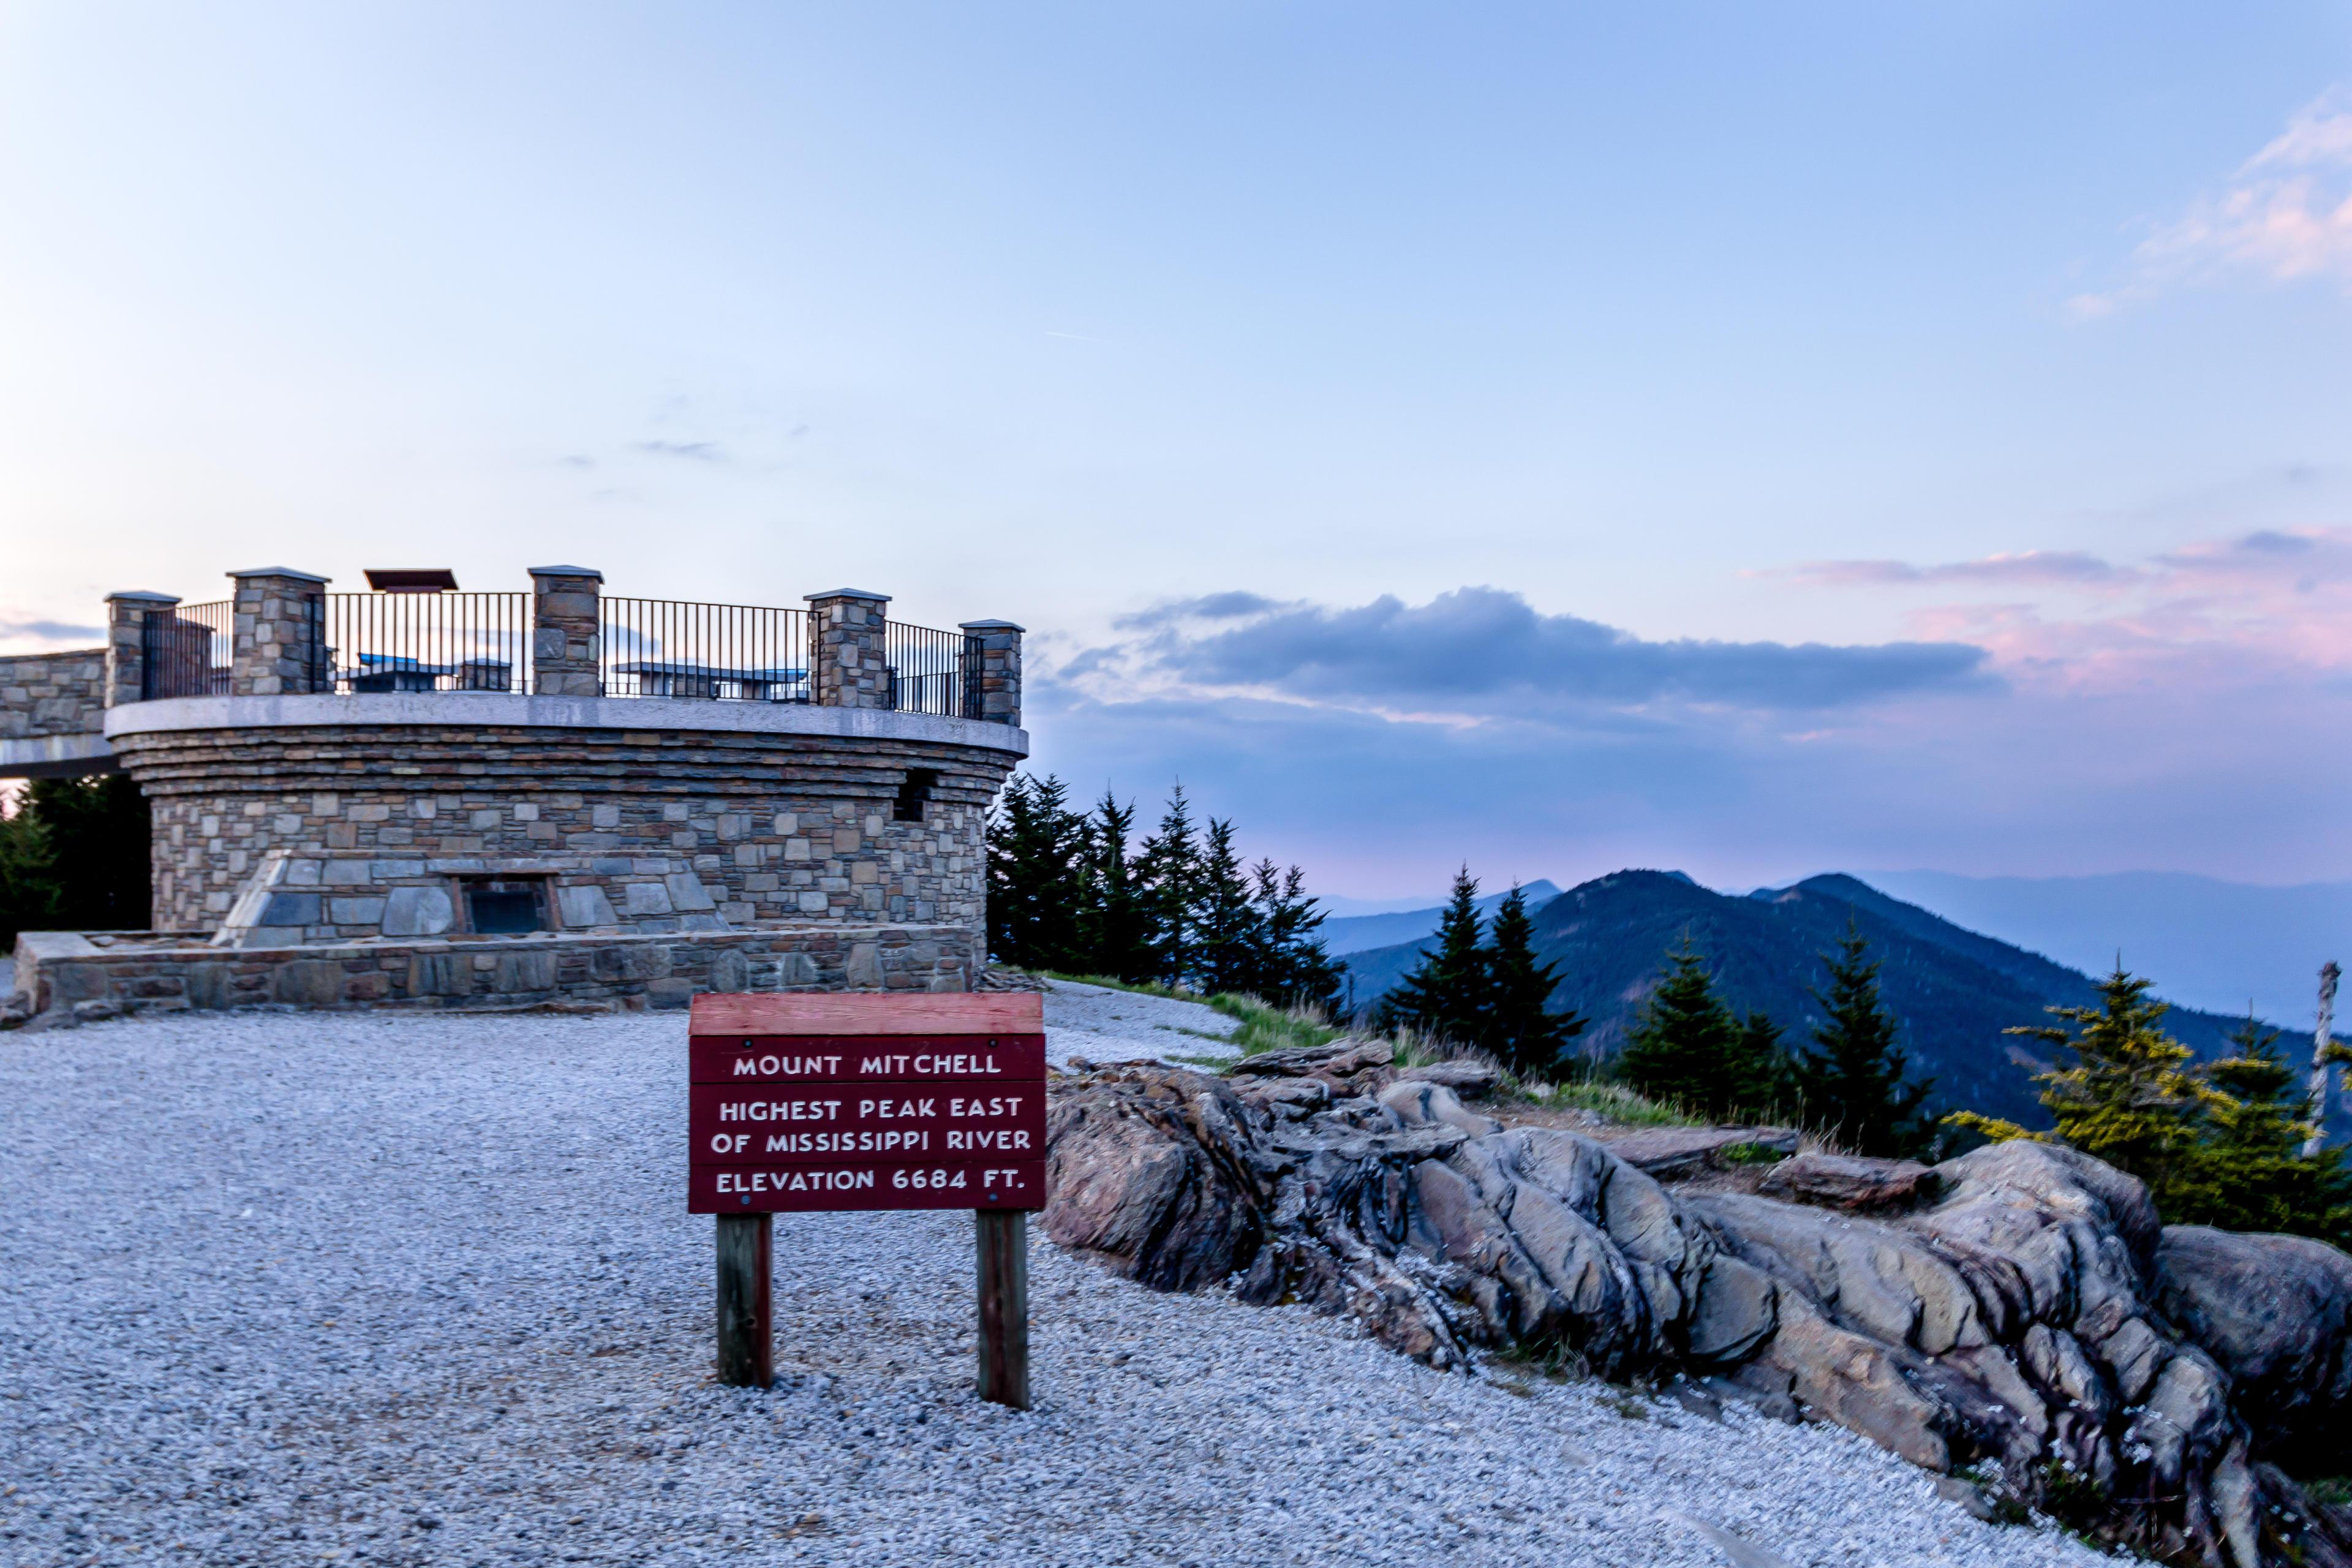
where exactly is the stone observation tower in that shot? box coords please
[0,567,1026,1022]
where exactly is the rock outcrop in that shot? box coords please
[1044,1063,2352,1568]
[2156,1226,2352,1471]
[1755,1150,1939,1212]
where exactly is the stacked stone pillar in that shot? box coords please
[102,591,179,707]
[228,568,330,696]
[805,590,892,709]
[529,566,603,696]
[957,620,1024,727]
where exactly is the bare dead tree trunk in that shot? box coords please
[2305,960,2342,1159]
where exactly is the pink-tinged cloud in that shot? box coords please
[2248,90,2352,172]
[1024,527,2352,894]
[1882,526,2352,688]
[1773,550,2130,589]
[2072,88,2352,314]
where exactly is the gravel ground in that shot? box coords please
[1037,978,1240,1069]
[0,1008,2106,1568]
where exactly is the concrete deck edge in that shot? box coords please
[103,693,1028,755]
[0,733,118,778]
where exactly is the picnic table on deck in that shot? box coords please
[341,654,514,693]
[614,661,810,701]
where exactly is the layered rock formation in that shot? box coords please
[1044,1058,2352,1568]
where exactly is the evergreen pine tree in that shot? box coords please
[1796,924,1934,1156]
[0,788,60,947]
[1076,791,1155,984]
[982,774,1087,971]
[1615,938,1781,1120]
[1381,866,1489,1044]
[1617,939,1735,1115]
[0,774,149,944]
[32,774,149,928]
[1189,818,1262,994]
[1135,785,1204,987]
[1248,859,1345,1013]
[1483,884,1584,1078]
[2184,1014,2352,1243]
[1733,1009,1794,1120]
[1950,967,2211,1216]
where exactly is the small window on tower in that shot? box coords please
[456,875,549,935]
[893,767,940,824]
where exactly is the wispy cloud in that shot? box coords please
[1769,550,2131,589]
[635,440,728,462]
[0,614,103,643]
[1112,591,1282,631]
[1777,525,2352,685]
[2073,88,2352,315]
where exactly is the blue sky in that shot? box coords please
[2,3,2349,895]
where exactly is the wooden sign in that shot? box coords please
[687,990,1047,1407]
[686,992,1047,1216]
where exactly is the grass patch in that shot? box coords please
[2034,1457,2109,1539]
[2307,1477,2352,1507]
[1487,1338,1589,1384]
[1520,1079,1697,1128]
[1204,994,1348,1057]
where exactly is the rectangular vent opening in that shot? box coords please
[458,875,550,935]
[893,767,940,824]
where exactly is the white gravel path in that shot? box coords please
[0,1008,2106,1568]
[1037,978,1242,1069]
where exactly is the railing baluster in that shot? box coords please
[877,617,963,716]
[596,598,812,704]
[320,592,531,695]
[148,594,968,715]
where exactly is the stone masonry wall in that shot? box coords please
[958,620,1023,726]
[12,922,975,1023]
[209,851,731,947]
[529,567,602,696]
[807,592,892,709]
[112,722,1015,935]
[0,650,105,741]
[228,571,329,696]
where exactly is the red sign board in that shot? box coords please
[687,992,1048,1216]
[689,1035,1048,1085]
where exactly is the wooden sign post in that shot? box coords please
[687,992,1048,1408]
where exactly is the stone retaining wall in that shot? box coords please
[208,850,731,946]
[0,650,105,741]
[9,921,974,1025]
[109,718,1015,933]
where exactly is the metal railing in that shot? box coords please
[324,592,531,695]
[140,601,233,699]
[884,620,968,717]
[134,592,984,716]
[600,599,810,702]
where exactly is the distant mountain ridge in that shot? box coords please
[1856,869,2351,1025]
[1319,880,1563,956]
[1338,869,2310,1129]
